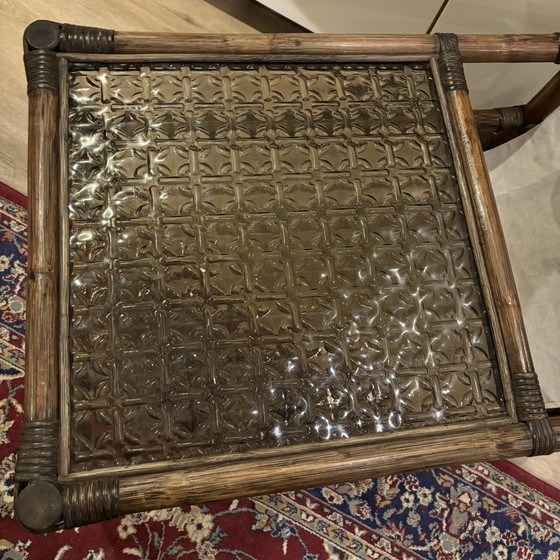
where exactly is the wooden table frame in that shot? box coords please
[14,20,560,533]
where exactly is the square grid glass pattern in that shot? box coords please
[66,61,506,472]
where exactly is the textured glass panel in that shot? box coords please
[66,61,506,472]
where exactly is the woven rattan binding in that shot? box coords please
[15,421,59,482]
[24,49,59,93]
[436,33,468,92]
[63,479,120,528]
[497,106,524,132]
[59,23,115,53]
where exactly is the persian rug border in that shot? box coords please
[491,459,560,502]
[0,182,27,210]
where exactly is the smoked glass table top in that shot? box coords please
[66,61,506,473]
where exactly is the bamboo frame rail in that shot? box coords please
[113,32,560,62]
[14,46,62,533]
[21,21,560,62]
[118,413,560,513]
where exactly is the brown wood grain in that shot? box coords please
[447,90,536,377]
[523,70,560,125]
[58,418,511,483]
[473,109,503,133]
[25,88,59,422]
[457,34,560,62]
[444,85,552,440]
[473,106,525,150]
[117,415,560,513]
[113,32,560,62]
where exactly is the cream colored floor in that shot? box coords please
[1,0,558,491]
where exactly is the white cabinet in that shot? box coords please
[257,0,559,108]
[256,0,442,33]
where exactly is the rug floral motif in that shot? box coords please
[1,184,559,560]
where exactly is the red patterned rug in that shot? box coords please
[1,182,559,559]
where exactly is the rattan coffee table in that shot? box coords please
[15,21,560,533]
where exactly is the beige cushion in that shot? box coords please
[485,108,560,403]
